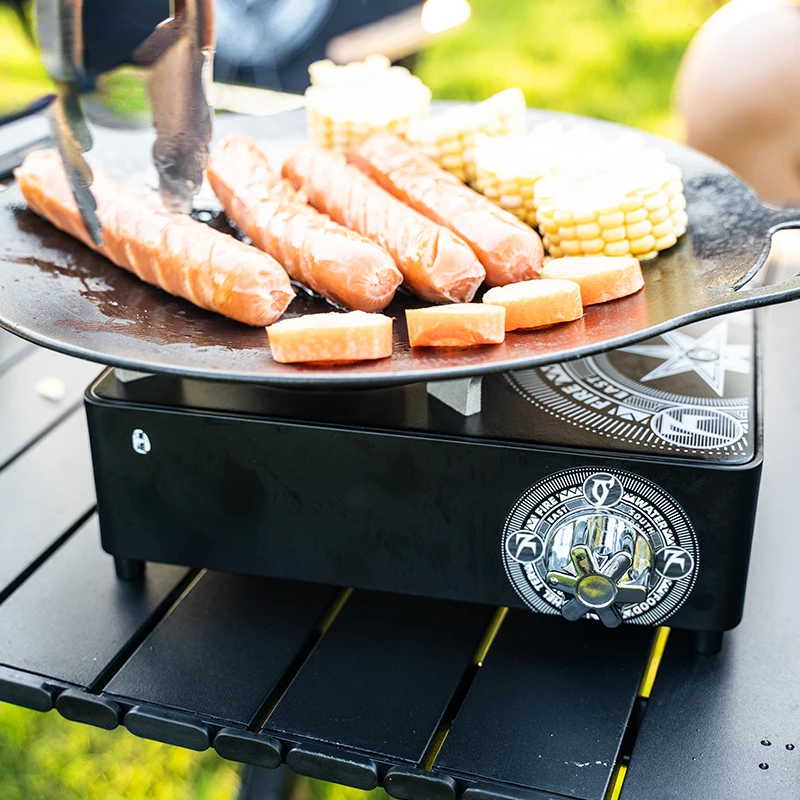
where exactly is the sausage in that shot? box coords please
[206,135,403,313]
[282,145,485,303]
[349,133,545,287]
[15,149,294,326]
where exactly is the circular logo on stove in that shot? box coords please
[501,468,699,626]
[649,407,742,449]
[654,546,695,580]
[583,472,623,507]
[505,530,545,564]
[506,319,750,456]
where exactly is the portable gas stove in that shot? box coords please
[2,110,798,659]
[83,311,759,655]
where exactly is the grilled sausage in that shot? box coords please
[206,135,403,313]
[282,144,485,303]
[349,133,545,287]
[15,149,294,326]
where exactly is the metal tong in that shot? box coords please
[35,0,215,245]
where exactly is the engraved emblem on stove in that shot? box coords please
[132,428,151,455]
[654,546,695,580]
[506,318,751,455]
[620,322,750,397]
[501,469,699,626]
[505,531,545,564]
[650,407,742,449]
[583,472,623,508]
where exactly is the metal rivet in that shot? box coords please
[761,739,771,747]
[759,763,769,770]
[787,744,795,751]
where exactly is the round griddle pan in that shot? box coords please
[0,107,798,388]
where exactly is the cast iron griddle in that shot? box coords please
[0,107,798,387]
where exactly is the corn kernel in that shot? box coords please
[620,195,644,213]
[630,234,656,254]
[500,195,523,209]
[604,240,631,257]
[669,194,687,211]
[598,211,625,228]
[441,155,463,170]
[576,222,602,239]
[540,219,558,234]
[672,210,689,228]
[561,240,582,255]
[573,210,598,225]
[644,191,668,210]
[627,219,653,239]
[553,209,574,225]
[648,205,670,225]
[651,220,674,238]
[580,237,606,254]
[602,226,627,242]
[625,207,649,224]
[655,232,678,250]
[666,179,684,197]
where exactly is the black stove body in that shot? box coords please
[85,313,761,653]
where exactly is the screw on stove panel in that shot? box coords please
[427,376,482,417]
[132,429,151,455]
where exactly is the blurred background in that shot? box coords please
[0,0,795,797]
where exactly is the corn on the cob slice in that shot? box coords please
[305,55,431,153]
[404,88,527,183]
[472,122,687,260]
[472,123,565,226]
[535,163,686,260]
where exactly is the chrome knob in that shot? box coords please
[546,545,647,628]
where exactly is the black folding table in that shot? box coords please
[1,261,798,800]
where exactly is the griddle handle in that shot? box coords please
[721,205,800,310]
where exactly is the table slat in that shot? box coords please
[0,348,100,468]
[264,591,494,764]
[434,612,652,800]
[0,516,189,687]
[104,571,338,726]
[0,410,95,598]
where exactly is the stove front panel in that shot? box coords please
[85,394,761,634]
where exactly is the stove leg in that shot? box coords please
[114,556,145,581]
[237,764,295,800]
[694,630,723,655]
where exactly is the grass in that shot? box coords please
[0,702,394,800]
[414,0,727,136]
[0,0,723,797]
[0,4,53,116]
[0,703,241,799]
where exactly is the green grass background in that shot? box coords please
[0,0,722,796]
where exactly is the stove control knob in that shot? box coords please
[546,545,647,628]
